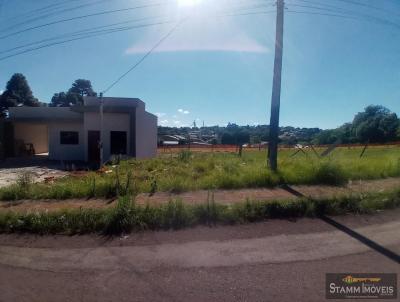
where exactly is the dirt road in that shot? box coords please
[1,177,399,213]
[0,210,399,301]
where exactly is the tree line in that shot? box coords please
[0,73,96,116]
[1,73,399,145]
[159,105,400,145]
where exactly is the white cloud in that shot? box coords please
[178,108,190,114]
[174,120,181,125]
[125,17,268,54]
[155,112,166,118]
[0,90,3,95]
[159,119,169,125]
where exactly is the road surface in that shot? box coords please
[0,210,399,302]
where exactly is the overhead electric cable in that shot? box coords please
[101,19,184,94]
[0,2,170,40]
[0,0,111,32]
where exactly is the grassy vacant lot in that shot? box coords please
[0,146,399,201]
[1,188,399,234]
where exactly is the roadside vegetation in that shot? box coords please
[0,188,399,234]
[0,146,399,201]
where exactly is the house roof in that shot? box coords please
[8,107,83,122]
[83,96,145,108]
[8,97,150,122]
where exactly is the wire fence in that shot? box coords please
[158,141,400,154]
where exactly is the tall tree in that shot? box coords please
[352,105,399,143]
[50,91,82,107]
[50,79,97,107]
[68,79,96,97]
[0,73,38,113]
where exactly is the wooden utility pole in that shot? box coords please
[268,0,284,171]
[99,92,104,167]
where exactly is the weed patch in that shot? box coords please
[0,189,398,235]
[0,147,399,201]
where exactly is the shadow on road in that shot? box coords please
[280,184,400,264]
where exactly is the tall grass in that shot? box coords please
[0,147,399,201]
[0,189,399,235]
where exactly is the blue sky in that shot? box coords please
[0,0,399,129]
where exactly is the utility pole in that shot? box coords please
[99,92,104,167]
[268,0,285,172]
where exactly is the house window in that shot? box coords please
[60,131,79,145]
[110,131,127,155]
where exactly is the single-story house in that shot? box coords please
[7,97,157,162]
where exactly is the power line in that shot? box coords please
[101,8,277,94]
[287,2,400,29]
[0,0,270,40]
[332,0,400,16]
[101,19,184,94]
[286,10,360,21]
[290,0,400,16]
[0,2,170,40]
[332,0,389,11]
[1,0,82,23]
[287,3,357,15]
[0,8,275,61]
[0,2,274,58]
[0,0,111,33]
[0,20,176,62]
[0,1,397,61]
[0,14,167,55]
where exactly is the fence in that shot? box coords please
[158,142,400,154]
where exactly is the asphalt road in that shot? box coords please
[0,210,399,302]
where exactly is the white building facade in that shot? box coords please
[8,97,157,162]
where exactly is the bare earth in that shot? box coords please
[1,177,399,213]
[0,209,399,302]
[0,156,67,188]
[0,166,66,189]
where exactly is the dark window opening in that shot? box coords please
[60,131,79,145]
[110,131,127,155]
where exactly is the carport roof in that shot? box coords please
[8,107,83,122]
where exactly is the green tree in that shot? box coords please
[50,91,82,107]
[352,105,399,143]
[0,73,38,113]
[50,79,97,107]
[221,132,234,144]
[68,79,96,97]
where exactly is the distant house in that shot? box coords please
[8,97,157,162]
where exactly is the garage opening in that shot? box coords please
[14,123,49,156]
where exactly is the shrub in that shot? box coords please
[104,196,137,234]
[16,171,34,189]
[314,161,347,185]
[177,150,192,162]
[161,199,193,229]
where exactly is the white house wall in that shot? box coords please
[48,122,84,161]
[135,108,157,159]
[84,112,131,162]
